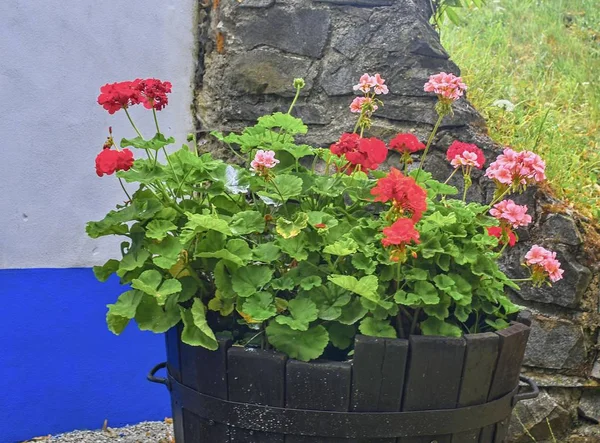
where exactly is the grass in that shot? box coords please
[441,0,600,218]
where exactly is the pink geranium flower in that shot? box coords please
[451,151,482,169]
[446,141,485,169]
[490,200,532,229]
[485,148,546,189]
[353,74,376,94]
[350,97,378,113]
[525,245,564,283]
[424,72,467,101]
[251,150,279,173]
[372,74,389,95]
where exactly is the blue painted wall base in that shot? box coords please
[0,268,171,443]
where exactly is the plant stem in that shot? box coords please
[443,168,459,184]
[124,108,143,138]
[269,180,290,217]
[488,186,512,208]
[415,112,445,181]
[152,108,161,134]
[117,177,132,201]
[353,107,366,134]
[510,278,533,282]
[287,85,302,115]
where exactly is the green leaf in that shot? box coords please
[240,292,277,322]
[338,297,368,325]
[150,236,183,269]
[300,276,322,290]
[276,212,308,239]
[276,298,318,331]
[145,220,177,240]
[359,317,396,338]
[351,253,377,274]
[394,290,421,306]
[253,243,281,263]
[135,293,180,333]
[131,270,182,305]
[230,211,264,235]
[485,318,510,330]
[307,211,339,230]
[445,7,462,26]
[226,239,253,262]
[423,296,451,320]
[420,317,463,337]
[120,133,175,151]
[117,250,150,277]
[267,175,303,201]
[454,305,471,322]
[404,268,429,281]
[282,144,314,159]
[311,176,345,197]
[327,323,355,349]
[232,265,273,297]
[308,283,351,321]
[407,281,440,305]
[277,233,308,261]
[266,323,329,361]
[107,312,130,335]
[271,275,296,291]
[181,212,232,243]
[93,259,120,282]
[257,112,308,135]
[180,300,218,350]
[328,275,379,302]
[323,237,359,256]
[433,274,456,291]
[194,249,244,266]
[213,260,236,298]
[106,290,143,319]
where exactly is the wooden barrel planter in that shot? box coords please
[148,318,538,443]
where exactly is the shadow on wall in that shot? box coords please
[0,268,170,443]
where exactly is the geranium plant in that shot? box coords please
[88,73,562,361]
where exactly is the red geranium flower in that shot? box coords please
[330,134,388,172]
[97,81,141,114]
[330,133,360,157]
[381,218,420,247]
[96,148,135,177]
[389,133,425,154]
[116,149,135,172]
[370,168,427,222]
[446,141,485,170]
[136,78,172,111]
[487,226,517,247]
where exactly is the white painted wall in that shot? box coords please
[0,0,197,268]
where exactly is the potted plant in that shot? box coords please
[88,73,557,442]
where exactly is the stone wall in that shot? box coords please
[193,0,600,440]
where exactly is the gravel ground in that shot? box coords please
[23,421,174,443]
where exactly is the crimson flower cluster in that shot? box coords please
[329,133,388,172]
[371,168,427,261]
[96,147,134,177]
[98,78,172,114]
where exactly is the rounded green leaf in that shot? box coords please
[266,323,329,362]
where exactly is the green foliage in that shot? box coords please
[90,82,526,362]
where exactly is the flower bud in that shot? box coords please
[187,133,194,142]
[293,78,306,89]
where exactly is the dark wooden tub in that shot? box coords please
[148,320,538,443]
